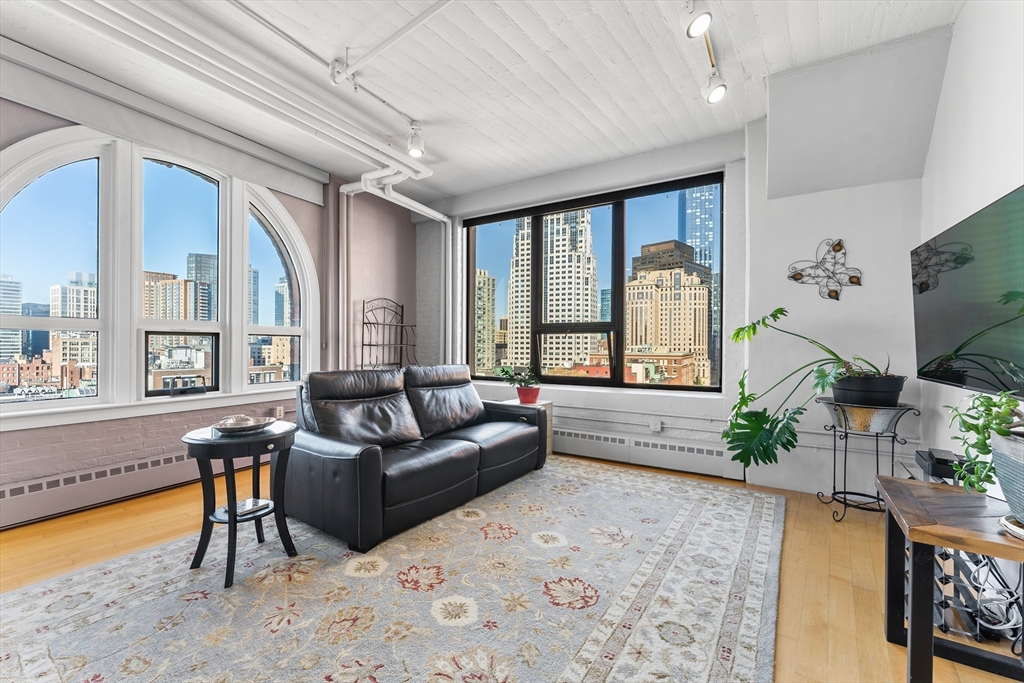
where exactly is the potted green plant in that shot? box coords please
[498,366,540,404]
[947,391,1024,524]
[723,308,904,467]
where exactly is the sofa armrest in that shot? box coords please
[481,400,548,469]
[271,430,384,552]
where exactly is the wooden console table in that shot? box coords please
[876,475,1023,682]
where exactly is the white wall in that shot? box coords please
[745,119,923,494]
[918,0,1024,449]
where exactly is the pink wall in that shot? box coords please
[0,98,73,149]
[348,191,418,367]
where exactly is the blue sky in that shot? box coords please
[1,159,289,326]
[0,159,99,304]
[475,190,692,323]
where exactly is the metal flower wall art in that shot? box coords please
[910,239,974,294]
[787,238,862,301]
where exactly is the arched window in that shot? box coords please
[0,127,319,423]
[247,207,302,384]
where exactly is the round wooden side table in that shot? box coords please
[182,420,299,587]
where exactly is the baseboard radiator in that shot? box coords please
[553,428,727,477]
[0,454,206,529]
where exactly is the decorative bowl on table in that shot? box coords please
[212,415,276,435]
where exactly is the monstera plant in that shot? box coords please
[722,308,901,467]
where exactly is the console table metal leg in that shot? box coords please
[907,539,936,683]
[884,511,907,644]
[190,459,216,570]
[251,456,265,544]
[223,458,238,589]
[272,448,298,557]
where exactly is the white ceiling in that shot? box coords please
[0,0,966,204]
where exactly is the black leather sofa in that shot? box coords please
[271,364,547,552]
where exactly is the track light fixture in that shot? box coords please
[682,0,712,39]
[702,72,727,104]
[407,122,425,158]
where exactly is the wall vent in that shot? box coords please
[632,440,724,457]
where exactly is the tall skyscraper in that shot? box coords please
[21,303,50,358]
[539,210,598,368]
[49,271,97,319]
[143,271,176,318]
[506,218,533,367]
[474,269,496,375]
[600,288,611,322]
[275,276,291,327]
[625,269,710,383]
[0,275,23,360]
[678,185,722,384]
[187,253,218,320]
[248,266,260,325]
[506,211,599,369]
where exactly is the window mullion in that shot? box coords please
[110,139,134,405]
[225,177,247,394]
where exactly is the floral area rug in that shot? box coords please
[0,456,784,683]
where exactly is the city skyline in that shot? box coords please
[472,187,721,385]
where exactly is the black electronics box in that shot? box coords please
[915,449,965,479]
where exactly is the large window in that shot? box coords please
[0,128,317,416]
[0,159,100,404]
[468,173,723,391]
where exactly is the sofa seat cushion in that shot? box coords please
[437,422,538,471]
[381,439,480,506]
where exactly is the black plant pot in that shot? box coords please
[832,375,906,407]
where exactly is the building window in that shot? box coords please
[0,128,316,416]
[467,173,723,391]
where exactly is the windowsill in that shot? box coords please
[472,378,724,398]
[0,385,296,432]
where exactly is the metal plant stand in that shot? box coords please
[360,298,417,370]
[815,398,919,522]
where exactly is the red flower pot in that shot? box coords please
[516,386,540,404]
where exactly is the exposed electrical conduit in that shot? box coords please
[341,0,455,78]
[225,0,418,126]
[50,0,432,179]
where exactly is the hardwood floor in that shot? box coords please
[0,455,1017,682]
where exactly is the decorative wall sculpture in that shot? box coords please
[787,238,862,301]
[910,239,974,294]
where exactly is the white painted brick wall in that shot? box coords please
[416,221,442,365]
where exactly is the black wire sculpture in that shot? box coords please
[787,238,862,301]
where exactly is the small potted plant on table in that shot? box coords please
[498,366,540,404]
[723,308,905,467]
[947,391,1024,529]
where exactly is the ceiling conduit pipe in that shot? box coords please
[65,0,433,179]
[340,169,453,364]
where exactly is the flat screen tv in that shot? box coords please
[912,185,1024,395]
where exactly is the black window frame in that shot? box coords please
[466,172,724,393]
[144,331,220,397]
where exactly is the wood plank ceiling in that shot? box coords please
[0,1,966,204]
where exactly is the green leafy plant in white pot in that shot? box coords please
[947,391,1024,523]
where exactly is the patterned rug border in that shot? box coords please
[1,454,787,682]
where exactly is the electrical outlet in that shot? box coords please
[274,406,285,419]
[649,418,662,433]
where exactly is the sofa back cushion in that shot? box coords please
[404,364,486,438]
[301,369,423,447]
